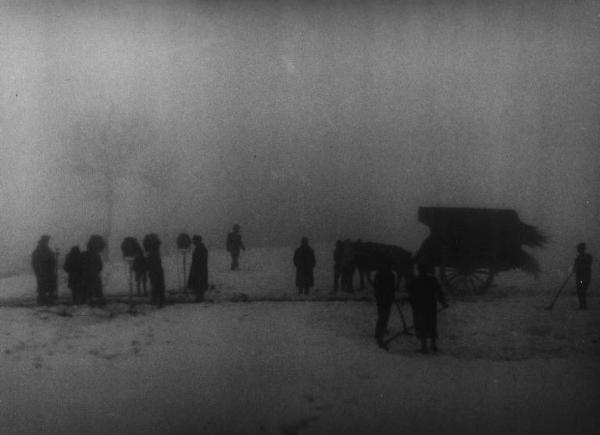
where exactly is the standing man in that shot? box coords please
[80,235,106,306]
[188,235,209,302]
[226,224,245,271]
[408,263,448,353]
[64,246,83,304]
[372,260,396,349]
[294,237,316,296]
[31,235,57,306]
[574,242,592,310]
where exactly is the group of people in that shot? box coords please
[31,232,592,354]
[32,234,108,306]
[370,241,594,352]
[371,260,448,353]
[32,233,165,308]
[31,226,245,308]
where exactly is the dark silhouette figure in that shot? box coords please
[133,251,147,296]
[372,260,396,349]
[64,246,84,304]
[144,233,165,308]
[188,235,209,302]
[408,263,448,353]
[80,235,106,306]
[125,239,147,296]
[340,239,356,292]
[120,237,147,296]
[574,242,592,310]
[226,224,245,271]
[31,235,57,306]
[294,237,316,296]
[332,240,342,293]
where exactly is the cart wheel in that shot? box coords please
[440,266,494,294]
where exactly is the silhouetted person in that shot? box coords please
[144,233,165,308]
[340,239,356,292]
[129,239,147,296]
[409,263,447,353]
[332,240,342,293]
[574,242,592,310]
[226,224,245,271]
[373,260,396,349]
[80,235,106,306]
[64,246,83,304]
[188,235,209,302]
[294,237,316,296]
[31,235,57,306]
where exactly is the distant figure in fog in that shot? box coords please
[340,239,356,292]
[408,263,448,353]
[294,237,316,296]
[573,242,592,310]
[131,240,147,296]
[144,233,165,308]
[332,240,342,293]
[80,235,106,306]
[31,235,58,306]
[226,224,245,271]
[372,260,396,349]
[64,246,83,304]
[188,235,209,302]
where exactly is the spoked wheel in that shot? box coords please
[440,265,495,294]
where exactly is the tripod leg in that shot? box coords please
[395,300,413,334]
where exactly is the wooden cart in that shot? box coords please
[414,207,546,294]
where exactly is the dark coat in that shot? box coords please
[574,253,592,283]
[408,275,446,340]
[63,247,82,291]
[80,250,103,300]
[226,232,245,256]
[133,254,147,281]
[31,244,57,296]
[146,251,165,295]
[294,244,316,288]
[373,268,396,306]
[188,242,208,292]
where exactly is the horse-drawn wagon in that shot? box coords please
[414,207,546,294]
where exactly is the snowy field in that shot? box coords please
[1,244,599,434]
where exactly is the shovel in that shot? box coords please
[545,271,574,310]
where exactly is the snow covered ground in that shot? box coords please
[0,244,598,434]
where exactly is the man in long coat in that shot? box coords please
[64,246,83,304]
[226,224,245,271]
[188,235,209,302]
[80,235,106,306]
[408,263,448,353]
[31,235,57,306]
[294,237,316,296]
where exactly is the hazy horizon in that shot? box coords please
[1,0,598,277]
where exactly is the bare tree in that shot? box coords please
[137,148,180,238]
[68,106,156,259]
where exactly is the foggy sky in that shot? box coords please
[1,0,599,276]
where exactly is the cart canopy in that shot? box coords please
[416,207,546,274]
